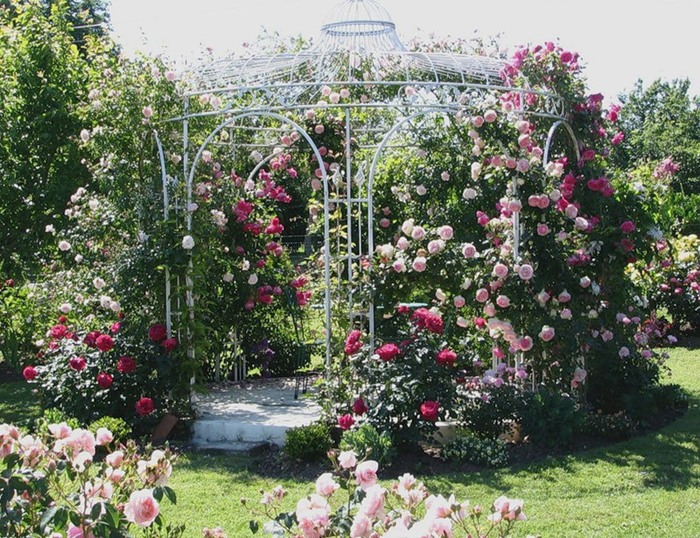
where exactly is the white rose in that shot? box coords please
[182,235,195,249]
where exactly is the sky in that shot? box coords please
[108,0,699,102]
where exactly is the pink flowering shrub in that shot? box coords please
[245,451,526,537]
[0,422,183,537]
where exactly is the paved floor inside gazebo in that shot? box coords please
[190,376,322,451]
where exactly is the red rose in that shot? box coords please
[352,398,368,416]
[344,330,363,355]
[376,343,400,362]
[148,323,167,343]
[420,400,439,421]
[436,349,457,367]
[117,356,136,373]
[23,365,37,381]
[83,330,101,348]
[161,337,178,353]
[69,356,86,371]
[411,308,443,334]
[4,278,15,287]
[97,372,113,388]
[50,324,68,340]
[95,334,114,352]
[337,413,355,431]
[135,397,155,416]
[58,315,68,324]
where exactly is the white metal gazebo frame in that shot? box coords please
[160,0,580,371]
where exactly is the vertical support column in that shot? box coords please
[344,108,354,327]
[182,98,196,386]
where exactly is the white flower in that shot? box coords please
[74,254,83,263]
[182,235,195,250]
[138,231,149,243]
[59,303,72,314]
[250,150,263,163]
[79,129,90,142]
[248,274,258,285]
[223,273,234,283]
[88,199,100,211]
[100,295,112,309]
[58,240,71,252]
[45,224,55,234]
[109,301,121,313]
[93,277,106,290]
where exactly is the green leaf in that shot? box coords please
[249,520,260,534]
[153,486,164,501]
[39,505,59,529]
[163,485,177,504]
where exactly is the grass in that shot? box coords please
[161,345,700,537]
[0,380,41,427]
[1,347,699,537]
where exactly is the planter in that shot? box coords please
[151,413,179,444]
[432,421,457,445]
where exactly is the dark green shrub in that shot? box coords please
[652,383,689,412]
[340,423,395,465]
[441,432,509,467]
[284,421,333,461]
[585,412,637,441]
[89,416,132,444]
[519,387,585,448]
[459,384,526,440]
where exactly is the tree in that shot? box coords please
[0,0,92,276]
[613,79,700,194]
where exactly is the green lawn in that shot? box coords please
[2,347,699,537]
[162,346,700,537]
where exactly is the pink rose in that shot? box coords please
[338,450,357,469]
[518,336,533,351]
[95,428,113,446]
[412,257,427,272]
[453,295,466,308]
[420,400,439,421]
[136,397,155,416]
[620,220,636,233]
[376,343,400,361]
[558,291,571,303]
[95,334,114,352]
[23,365,38,381]
[475,288,489,303]
[359,484,385,518]
[427,240,444,254]
[492,263,508,278]
[560,309,573,320]
[338,414,355,431]
[437,225,453,240]
[518,264,534,280]
[536,223,550,236]
[436,349,457,366]
[538,326,556,342]
[355,460,378,491]
[106,450,124,468]
[315,472,340,497]
[411,226,426,240]
[124,489,160,527]
[350,513,373,538]
[69,356,86,371]
[496,295,510,308]
[462,243,477,258]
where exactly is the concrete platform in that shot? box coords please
[190,376,322,451]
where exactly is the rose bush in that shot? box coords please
[0,421,183,537]
[245,450,526,537]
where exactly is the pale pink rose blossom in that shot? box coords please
[412,257,427,272]
[619,346,630,358]
[518,264,534,280]
[355,460,378,491]
[359,484,385,518]
[580,276,592,288]
[462,243,477,258]
[496,295,510,308]
[489,496,526,523]
[483,303,496,317]
[95,428,113,446]
[484,109,497,122]
[437,225,453,240]
[560,308,573,320]
[411,226,426,240]
[536,223,550,236]
[558,290,571,303]
[453,295,465,308]
[338,450,357,469]
[538,326,555,342]
[315,473,340,497]
[142,106,153,119]
[396,236,409,250]
[124,489,160,527]
[49,422,72,439]
[440,171,450,181]
[492,263,508,279]
[427,240,444,254]
[106,450,124,468]
[565,204,578,219]
[475,288,489,303]
[350,513,373,538]
[518,336,533,351]
[392,259,406,272]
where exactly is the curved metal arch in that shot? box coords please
[543,119,581,166]
[153,130,174,336]
[186,111,334,365]
[365,105,462,348]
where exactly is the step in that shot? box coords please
[190,377,322,448]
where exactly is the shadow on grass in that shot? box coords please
[0,381,41,426]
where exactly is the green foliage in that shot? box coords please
[284,421,333,462]
[441,432,509,467]
[88,415,132,444]
[340,423,394,465]
[519,387,585,448]
[584,412,637,441]
[459,384,525,440]
[614,79,700,196]
[0,0,92,276]
[0,280,41,372]
[35,407,81,433]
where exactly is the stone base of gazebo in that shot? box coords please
[190,376,322,451]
